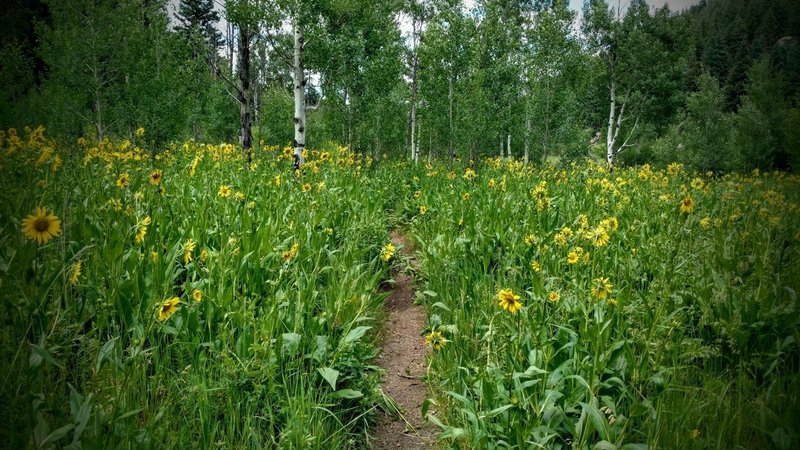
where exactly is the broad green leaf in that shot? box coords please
[317,367,339,390]
[343,326,371,344]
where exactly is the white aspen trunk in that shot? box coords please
[507,134,511,160]
[415,122,421,164]
[293,21,306,169]
[448,74,454,161]
[500,139,504,160]
[410,101,416,163]
[408,12,419,162]
[524,105,530,165]
[429,129,433,164]
[606,66,617,167]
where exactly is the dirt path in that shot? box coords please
[370,231,436,450]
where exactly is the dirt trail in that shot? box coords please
[370,231,436,450]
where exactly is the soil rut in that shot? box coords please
[370,231,436,449]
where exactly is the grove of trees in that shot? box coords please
[2,0,799,172]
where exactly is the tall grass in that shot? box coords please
[387,159,800,449]
[0,129,394,448]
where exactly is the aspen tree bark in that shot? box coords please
[448,74,454,161]
[415,122,421,164]
[507,134,511,160]
[238,26,253,161]
[408,10,419,163]
[293,20,306,170]
[606,65,617,166]
[524,104,530,165]
[410,98,417,162]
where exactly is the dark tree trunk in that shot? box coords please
[238,26,252,161]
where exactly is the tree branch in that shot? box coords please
[258,28,293,69]
[205,52,243,99]
[618,115,640,152]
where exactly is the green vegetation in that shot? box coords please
[2,0,799,448]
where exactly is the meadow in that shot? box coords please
[1,126,799,449]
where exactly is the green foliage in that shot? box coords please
[0,131,391,448]
[652,72,734,172]
[396,157,800,449]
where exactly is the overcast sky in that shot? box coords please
[166,0,704,47]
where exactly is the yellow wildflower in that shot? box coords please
[116,173,130,188]
[591,277,613,300]
[425,330,448,351]
[149,169,163,185]
[680,195,695,214]
[381,243,396,262]
[158,297,180,321]
[21,208,62,245]
[182,238,196,264]
[135,215,151,244]
[69,259,82,285]
[497,289,522,314]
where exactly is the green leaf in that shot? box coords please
[421,398,431,418]
[486,404,515,418]
[117,408,143,420]
[580,402,612,442]
[39,423,74,448]
[332,389,363,399]
[30,344,64,370]
[619,444,648,450]
[431,301,450,311]
[95,337,116,373]
[317,367,339,390]
[594,441,618,450]
[282,333,301,356]
[343,326,371,344]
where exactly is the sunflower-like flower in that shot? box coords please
[149,169,162,185]
[419,205,427,215]
[679,195,695,214]
[282,243,300,261]
[548,291,560,303]
[21,207,62,244]
[588,225,609,247]
[567,251,580,265]
[591,277,613,300]
[218,184,231,197]
[116,173,130,189]
[497,288,522,314]
[182,238,196,264]
[381,243,396,262]
[158,297,180,321]
[192,289,203,303]
[69,259,82,285]
[135,216,151,244]
[425,330,448,351]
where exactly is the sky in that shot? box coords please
[166,0,704,49]
[396,0,703,41]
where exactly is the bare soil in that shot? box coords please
[370,231,437,450]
